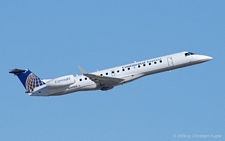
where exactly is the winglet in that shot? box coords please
[78,66,87,74]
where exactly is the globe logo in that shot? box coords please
[25,73,45,92]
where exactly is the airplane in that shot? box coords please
[9,51,212,96]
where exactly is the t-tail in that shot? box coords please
[9,68,45,93]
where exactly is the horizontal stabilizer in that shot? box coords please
[9,68,26,75]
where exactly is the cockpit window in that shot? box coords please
[185,52,195,57]
[189,52,195,55]
[185,53,190,56]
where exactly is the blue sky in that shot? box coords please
[1,0,224,140]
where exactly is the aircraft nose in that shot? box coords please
[201,55,213,61]
[203,55,213,61]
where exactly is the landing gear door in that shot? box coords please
[167,57,174,67]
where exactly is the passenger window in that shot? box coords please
[80,79,82,81]
[117,70,119,73]
[85,78,87,80]
[100,74,103,76]
[160,60,162,63]
[143,64,146,67]
[106,73,108,75]
[154,62,157,64]
[149,63,151,65]
[138,65,140,68]
[122,69,125,71]
[128,68,130,70]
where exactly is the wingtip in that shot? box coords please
[78,66,87,74]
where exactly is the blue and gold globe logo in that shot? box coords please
[25,73,45,92]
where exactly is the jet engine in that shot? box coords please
[46,75,75,88]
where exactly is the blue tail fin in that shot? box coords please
[9,68,45,92]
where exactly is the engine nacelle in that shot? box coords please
[46,75,75,88]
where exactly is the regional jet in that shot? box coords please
[9,51,212,96]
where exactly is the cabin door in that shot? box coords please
[167,57,174,67]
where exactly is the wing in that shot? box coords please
[84,73,124,85]
[78,66,124,86]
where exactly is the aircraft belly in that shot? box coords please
[78,83,98,91]
[46,82,98,96]
[30,85,48,96]
[45,86,68,96]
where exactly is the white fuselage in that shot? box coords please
[31,51,212,96]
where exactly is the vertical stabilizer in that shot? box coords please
[9,69,45,93]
